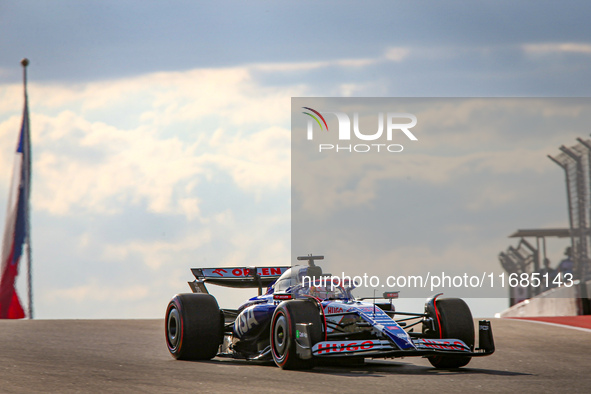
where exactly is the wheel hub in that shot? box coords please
[273,315,288,356]
[167,307,181,348]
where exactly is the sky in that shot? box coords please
[1,1,591,318]
[291,97,591,301]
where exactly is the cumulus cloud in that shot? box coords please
[1,63,302,318]
[102,230,212,270]
[7,56,428,220]
[0,65,300,220]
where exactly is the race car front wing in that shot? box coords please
[295,320,495,360]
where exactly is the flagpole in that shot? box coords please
[21,58,33,320]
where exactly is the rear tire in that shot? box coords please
[270,299,324,370]
[426,298,474,368]
[165,293,223,360]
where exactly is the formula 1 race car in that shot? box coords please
[165,255,495,369]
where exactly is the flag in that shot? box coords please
[0,93,30,319]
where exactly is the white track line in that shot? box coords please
[508,318,591,333]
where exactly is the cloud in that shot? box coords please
[0,115,22,173]
[32,115,207,216]
[45,282,150,303]
[1,63,298,318]
[523,42,591,55]
[251,57,382,73]
[207,126,290,194]
[292,98,588,217]
[250,49,409,74]
[102,230,212,270]
[293,147,553,219]
[252,61,332,72]
[0,65,301,219]
[384,47,410,62]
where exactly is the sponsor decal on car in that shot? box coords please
[413,338,470,352]
[356,308,415,350]
[324,305,348,314]
[212,268,227,276]
[202,267,289,278]
[234,306,259,337]
[312,340,392,355]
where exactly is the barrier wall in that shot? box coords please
[499,285,580,317]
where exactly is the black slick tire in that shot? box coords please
[427,298,474,368]
[165,293,222,360]
[270,299,324,370]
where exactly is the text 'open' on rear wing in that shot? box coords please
[188,266,290,295]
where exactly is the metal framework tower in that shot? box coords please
[499,137,591,311]
[548,139,591,285]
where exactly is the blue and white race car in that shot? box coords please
[165,255,495,369]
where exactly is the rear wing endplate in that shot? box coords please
[189,266,290,295]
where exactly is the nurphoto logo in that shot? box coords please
[301,107,418,153]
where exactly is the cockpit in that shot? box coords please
[271,265,351,301]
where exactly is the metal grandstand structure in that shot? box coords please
[547,138,591,285]
[499,137,591,308]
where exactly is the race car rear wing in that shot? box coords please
[188,266,290,295]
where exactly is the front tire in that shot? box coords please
[426,298,474,368]
[165,293,223,360]
[270,299,324,370]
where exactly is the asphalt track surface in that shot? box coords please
[0,318,590,393]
